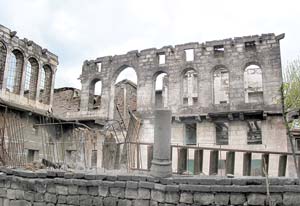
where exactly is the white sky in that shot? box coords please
[0,0,300,89]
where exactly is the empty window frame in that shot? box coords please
[214,45,224,56]
[154,73,168,108]
[244,64,263,103]
[97,62,102,72]
[24,58,39,100]
[39,65,52,104]
[247,120,262,144]
[185,49,194,61]
[158,53,166,64]
[91,150,97,167]
[245,41,256,51]
[6,50,24,94]
[215,122,229,145]
[182,69,198,106]
[185,123,197,145]
[27,149,39,163]
[213,68,229,104]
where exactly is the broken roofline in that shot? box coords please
[89,33,285,63]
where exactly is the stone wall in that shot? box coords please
[0,168,300,206]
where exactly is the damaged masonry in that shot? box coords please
[0,24,299,180]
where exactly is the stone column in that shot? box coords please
[150,109,172,178]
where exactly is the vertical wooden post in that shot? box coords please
[243,152,252,176]
[261,153,269,177]
[194,149,203,175]
[209,150,219,175]
[226,151,235,175]
[177,148,187,174]
[278,155,287,177]
[147,145,153,170]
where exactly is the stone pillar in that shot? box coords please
[150,109,172,178]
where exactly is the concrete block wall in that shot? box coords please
[0,168,300,206]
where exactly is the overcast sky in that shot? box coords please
[0,0,299,89]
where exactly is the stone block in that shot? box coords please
[125,188,138,199]
[117,199,132,206]
[230,193,246,205]
[0,188,7,197]
[45,193,57,203]
[24,191,34,202]
[79,194,93,206]
[56,185,68,195]
[283,192,300,206]
[68,185,78,195]
[110,187,125,198]
[47,184,56,193]
[9,200,31,206]
[180,192,193,204]
[165,192,179,204]
[15,190,24,200]
[7,189,16,199]
[139,181,154,189]
[99,185,109,197]
[151,190,165,202]
[165,185,179,192]
[247,193,266,205]
[103,197,117,206]
[57,195,67,204]
[269,193,282,205]
[93,196,103,206]
[67,195,79,205]
[34,193,44,202]
[133,199,149,206]
[33,203,46,206]
[194,192,214,205]
[78,186,88,195]
[127,181,138,189]
[88,186,99,196]
[214,193,229,205]
[138,188,150,199]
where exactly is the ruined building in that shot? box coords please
[1,23,297,177]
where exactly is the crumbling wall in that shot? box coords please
[0,169,299,206]
[0,24,58,110]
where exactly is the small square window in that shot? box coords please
[97,62,102,72]
[214,45,224,56]
[158,54,165,64]
[185,49,194,61]
[183,97,188,105]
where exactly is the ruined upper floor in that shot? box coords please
[0,24,58,113]
[79,33,285,120]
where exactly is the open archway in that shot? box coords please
[112,66,137,121]
[213,66,229,104]
[88,79,102,110]
[39,65,52,104]
[153,72,168,108]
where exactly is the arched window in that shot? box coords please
[213,67,229,104]
[182,69,198,105]
[244,64,263,103]
[6,50,24,94]
[24,58,39,100]
[0,42,7,89]
[154,72,168,108]
[39,65,52,104]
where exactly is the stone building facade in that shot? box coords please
[77,33,292,176]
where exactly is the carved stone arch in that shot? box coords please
[212,65,230,104]
[0,40,7,89]
[6,49,24,94]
